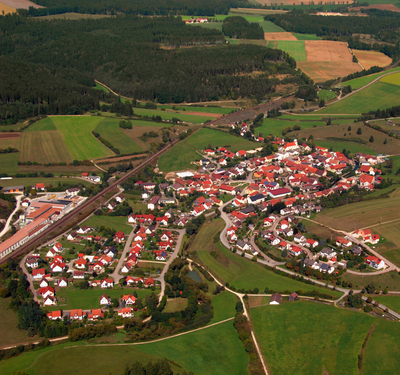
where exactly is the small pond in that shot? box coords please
[187,270,202,282]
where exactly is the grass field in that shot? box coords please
[36,12,112,20]
[380,72,400,86]
[318,89,337,101]
[163,298,188,313]
[81,215,132,234]
[259,20,285,32]
[192,218,342,297]
[373,295,400,314]
[158,105,235,114]
[0,320,249,375]
[341,66,400,90]
[19,130,73,164]
[267,40,306,61]
[94,83,109,92]
[158,128,256,172]
[210,291,238,324]
[134,107,213,124]
[0,153,19,174]
[320,81,400,114]
[314,140,375,155]
[0,297,39,348]
[251,301,378,375]
[95,118,143,154]
[342,271,400,291]
[43,288,153,311]
[292,33,321,40]
[26,118,57,131]
[51,116,112,160]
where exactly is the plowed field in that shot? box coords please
[353,49,392,70]
[297,61,362,81]
[304,40,353,62]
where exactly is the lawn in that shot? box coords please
[373,295,400,314]
[94,117,143,154]
[43,288,153,311]
[163,298,188,313]
[0,320,249,375]
[209,291,238,324]
[269,40,306,61]
[320,81,400,114]
[51,116,113,160]
[314,187,400,231]
[0,153,19,174]
[0,297,39,348]
[251,301,376,375]
[192,218,342,297]
[341,66,400,90]
[82,215,132,234]
[259,20,285,32]
[292,33,321,40]
[19,130,73,164]
[318,89,337,101]
[158,128,256,172]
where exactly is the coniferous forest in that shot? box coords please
[0,14,307,124]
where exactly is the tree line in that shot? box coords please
[222,16,264,39]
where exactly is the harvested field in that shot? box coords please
[0,1,16,14]
[0,133,20,139]
[353,49,392,70]
[304,40,353,62]
[0,0,43,9]
[351,4,400,12]
[264,32,297,41]
[298,61,361,82]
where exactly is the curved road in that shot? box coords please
[0,193,23,238]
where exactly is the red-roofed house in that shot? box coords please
[365,255,385,270]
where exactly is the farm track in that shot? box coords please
[0,142,176,266]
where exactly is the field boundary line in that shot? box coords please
[64,317,234,349]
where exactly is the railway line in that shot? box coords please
[0,141,176,265]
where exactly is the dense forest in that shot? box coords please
[222,16,264,39]
[265,9,400,59]
[0,14,307,124]
[26,0,246,16]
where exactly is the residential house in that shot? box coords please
[270,293,282,305]
[100,278,114,289]
[366,256,385,270]
[70,309,84,320]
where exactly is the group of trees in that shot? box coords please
[222,16,264,39]
[0,14,309,124]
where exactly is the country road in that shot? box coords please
[0,193,23,238]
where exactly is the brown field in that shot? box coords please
[297,61,361,82]
[351,4,400,12]
[0,0,43,9]
[305,40,353,62]
[264,32,297,41]
[0,132,20,139]
[353,50,392,70]
[255,0,352,4]
[121,126,161,151]
[0,1,16,14]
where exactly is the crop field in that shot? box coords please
[44,288,153,311]
[298,61,362,82]
[0,320,249,375]
[372,295,400,314]
[315,188,400,231]
[268,40,306,61]
[158,128,256,172]
[353,49,392,70]
[0,133,20,149]
[191,218,341,297]
[292,33,321,40]
[1,0,41,10]
[319,81,400,114]
[36,12,111,20]
[0,177,90,188]
[251,301,400,375]
[94,118,143,154]
[341,66,400,90]
[372,223,400,266]
[19,130,73,164]
[305,40,352,61]
[51,116,112,160]
[158,105,235,114]
[380,72,400,86]
[264,32,297,41]
[81,215,132,234]
[229,7,289,15]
